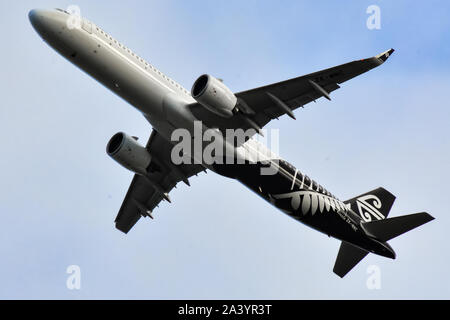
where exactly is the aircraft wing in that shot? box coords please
[114,130,205,233]
[189,49,394,133]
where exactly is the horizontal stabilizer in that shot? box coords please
[361,212,435,242]
[333,241,369,278]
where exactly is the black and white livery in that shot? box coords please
[30,8,434,277]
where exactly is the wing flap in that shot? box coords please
[114,174,167,233]
[113,131,205,233]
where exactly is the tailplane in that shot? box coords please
[333,242,368,278]
[361,212,434,242]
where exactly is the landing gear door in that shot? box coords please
[82,19,92,34]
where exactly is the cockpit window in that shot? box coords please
[55,8,69,14]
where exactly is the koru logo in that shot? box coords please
[355,194,385,222]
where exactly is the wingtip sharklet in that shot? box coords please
[375,48,395,62]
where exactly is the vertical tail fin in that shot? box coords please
[345,187,396,221]
[333,242,369,278]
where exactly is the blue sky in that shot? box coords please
[0,0,449,299]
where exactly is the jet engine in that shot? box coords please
[106,132,151,176]
[191,74,237,117]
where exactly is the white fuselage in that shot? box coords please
[30,9,193,136]
[29,8,277,167]
[29,8,379,253]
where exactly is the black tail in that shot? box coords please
[333,188,434,278]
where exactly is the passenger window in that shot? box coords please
[304,176,311,188]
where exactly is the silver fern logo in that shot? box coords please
[356,195,385,221]
[271,190,348,216]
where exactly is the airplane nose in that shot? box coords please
[28,9,43,28]
[28,9,53,34]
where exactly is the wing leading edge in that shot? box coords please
[189,49,395,134]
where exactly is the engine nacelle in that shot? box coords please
[106,132,151,176]
[191,74,237,118]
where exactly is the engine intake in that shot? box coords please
[107,132,151,176]
[191,74,237,118]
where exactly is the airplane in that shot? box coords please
[29,8,434,277]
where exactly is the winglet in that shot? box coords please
[375,48,395,63]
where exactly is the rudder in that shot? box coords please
[345,187,396,221]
